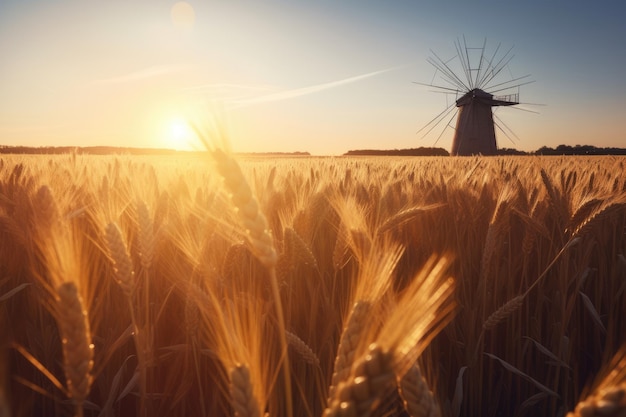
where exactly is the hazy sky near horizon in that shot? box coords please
[0,1,624,154]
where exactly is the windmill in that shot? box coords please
[416,38,533,156]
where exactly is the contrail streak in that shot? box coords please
[94,65,189,84]
[231,65,405,107]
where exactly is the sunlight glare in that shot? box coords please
[166,118,195,151]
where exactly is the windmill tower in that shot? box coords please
[417,38,532,156]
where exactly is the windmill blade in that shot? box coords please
[484,74,533,92]
[426,56,456,83]
[426,57,467,91]
[474,38,488,89]
[454,37,472,89]
[517,102,546,106]
[433,107,459,146]
[462,36,473,88]
[412,81,462,94]
[509,106,541,114]
[476,42,502,88]
[428,49,470,91]
[482,44,515,83]
[416,101,457,139]
[416,100,456,135]
[494,113,520,145]
[427,55,468,91]
[480,44,515,88]
[488,79,536,95]
[479,42,502,86]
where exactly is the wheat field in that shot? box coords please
[1,151,625,417]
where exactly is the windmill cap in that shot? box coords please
[456,88,518,107]
[456,88,491,105]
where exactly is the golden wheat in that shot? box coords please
[230,364,262,417]
[211,148,278,268]
[286,330,320,366]
[55,282,93,415]
[136,200,155,271]
[567,384,626,417]
[283,227,318,270]
[398,364,440,417]
[104,222,135,297]
[324,343,395,417]
[328,301,372,400]
[2,154,626,417]
[482,295,525,331]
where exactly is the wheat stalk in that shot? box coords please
[398,364,441,417]
[55,282,94,417]
[104,221,151,413]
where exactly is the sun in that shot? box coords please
[171,2,196,31]
[166,118,195,151]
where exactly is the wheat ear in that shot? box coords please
[230,365,262,417]
[323,343,395,417]
[104,221,150,411]
[34,185,60,231]
[209,147,292,416]
[573,202,626,239]
[55,282,94,417]
[482,295,525,331]
[377,204,445,235]
[283,227,318,270]
[398,364,441,417]
[567,384,626,417]
[286,331,320,366]
[136,200,154,271]
[328,301,372,400]
[104,222,135,297]
[211,148,277,267]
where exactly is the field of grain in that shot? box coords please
[0,152,625,417]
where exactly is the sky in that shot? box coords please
[0,1,624,155]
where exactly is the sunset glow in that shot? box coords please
[0,1,624,154]
[166,118,195,151]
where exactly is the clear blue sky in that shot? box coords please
[0,0,624,154]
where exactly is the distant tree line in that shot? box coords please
[343,147,450,156]
[345,145,626,157]
[533,144,626,155]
